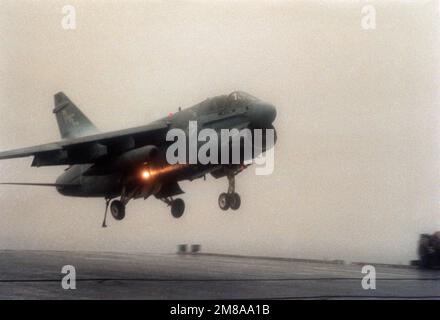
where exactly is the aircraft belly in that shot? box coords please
[56,172,120,198]
[79,174,121,197]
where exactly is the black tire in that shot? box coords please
[110,200,125,220]
[218,193,230,211]
[229,193,241,210]
[171,198,185,218]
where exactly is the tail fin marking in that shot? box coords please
[53,92,99,139]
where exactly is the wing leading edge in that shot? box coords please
[0,182,79,187]
[0,121,169,166]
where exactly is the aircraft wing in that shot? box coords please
[0,121,169,166]
[0,142,61,160]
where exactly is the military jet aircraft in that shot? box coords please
[0,91,276,226]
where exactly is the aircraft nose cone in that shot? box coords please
[263,103,277,124]
[249,102,277,127]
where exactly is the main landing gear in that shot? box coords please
[101,171,243,226]
[110,200,125,220]
[218,174,241,211]
[102,198,127,228]
[101,185,134,227]
[161,197,185,218]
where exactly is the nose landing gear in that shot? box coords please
[218,174,241,211]
[162,197,185,218]
[171,198,185,218]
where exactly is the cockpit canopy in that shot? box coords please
[228,91,259,102]
[196,91,259,115]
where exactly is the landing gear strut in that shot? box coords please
[219,174,241,211]
[102,198,111,228]
[162,197,185,218]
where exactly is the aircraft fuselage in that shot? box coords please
[56,92,277,200]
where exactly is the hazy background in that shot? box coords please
[0,0,439,264]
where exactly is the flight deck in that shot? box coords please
[0,250,438,299]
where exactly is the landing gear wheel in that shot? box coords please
[229,193,241,210]
[218,193,230,211]
[171,198,185,218]
[110,200,125,220]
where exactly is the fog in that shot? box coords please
[0,0,439,264]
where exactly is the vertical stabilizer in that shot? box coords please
[53,92,98,139]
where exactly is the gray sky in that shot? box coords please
[0,0,439,264]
